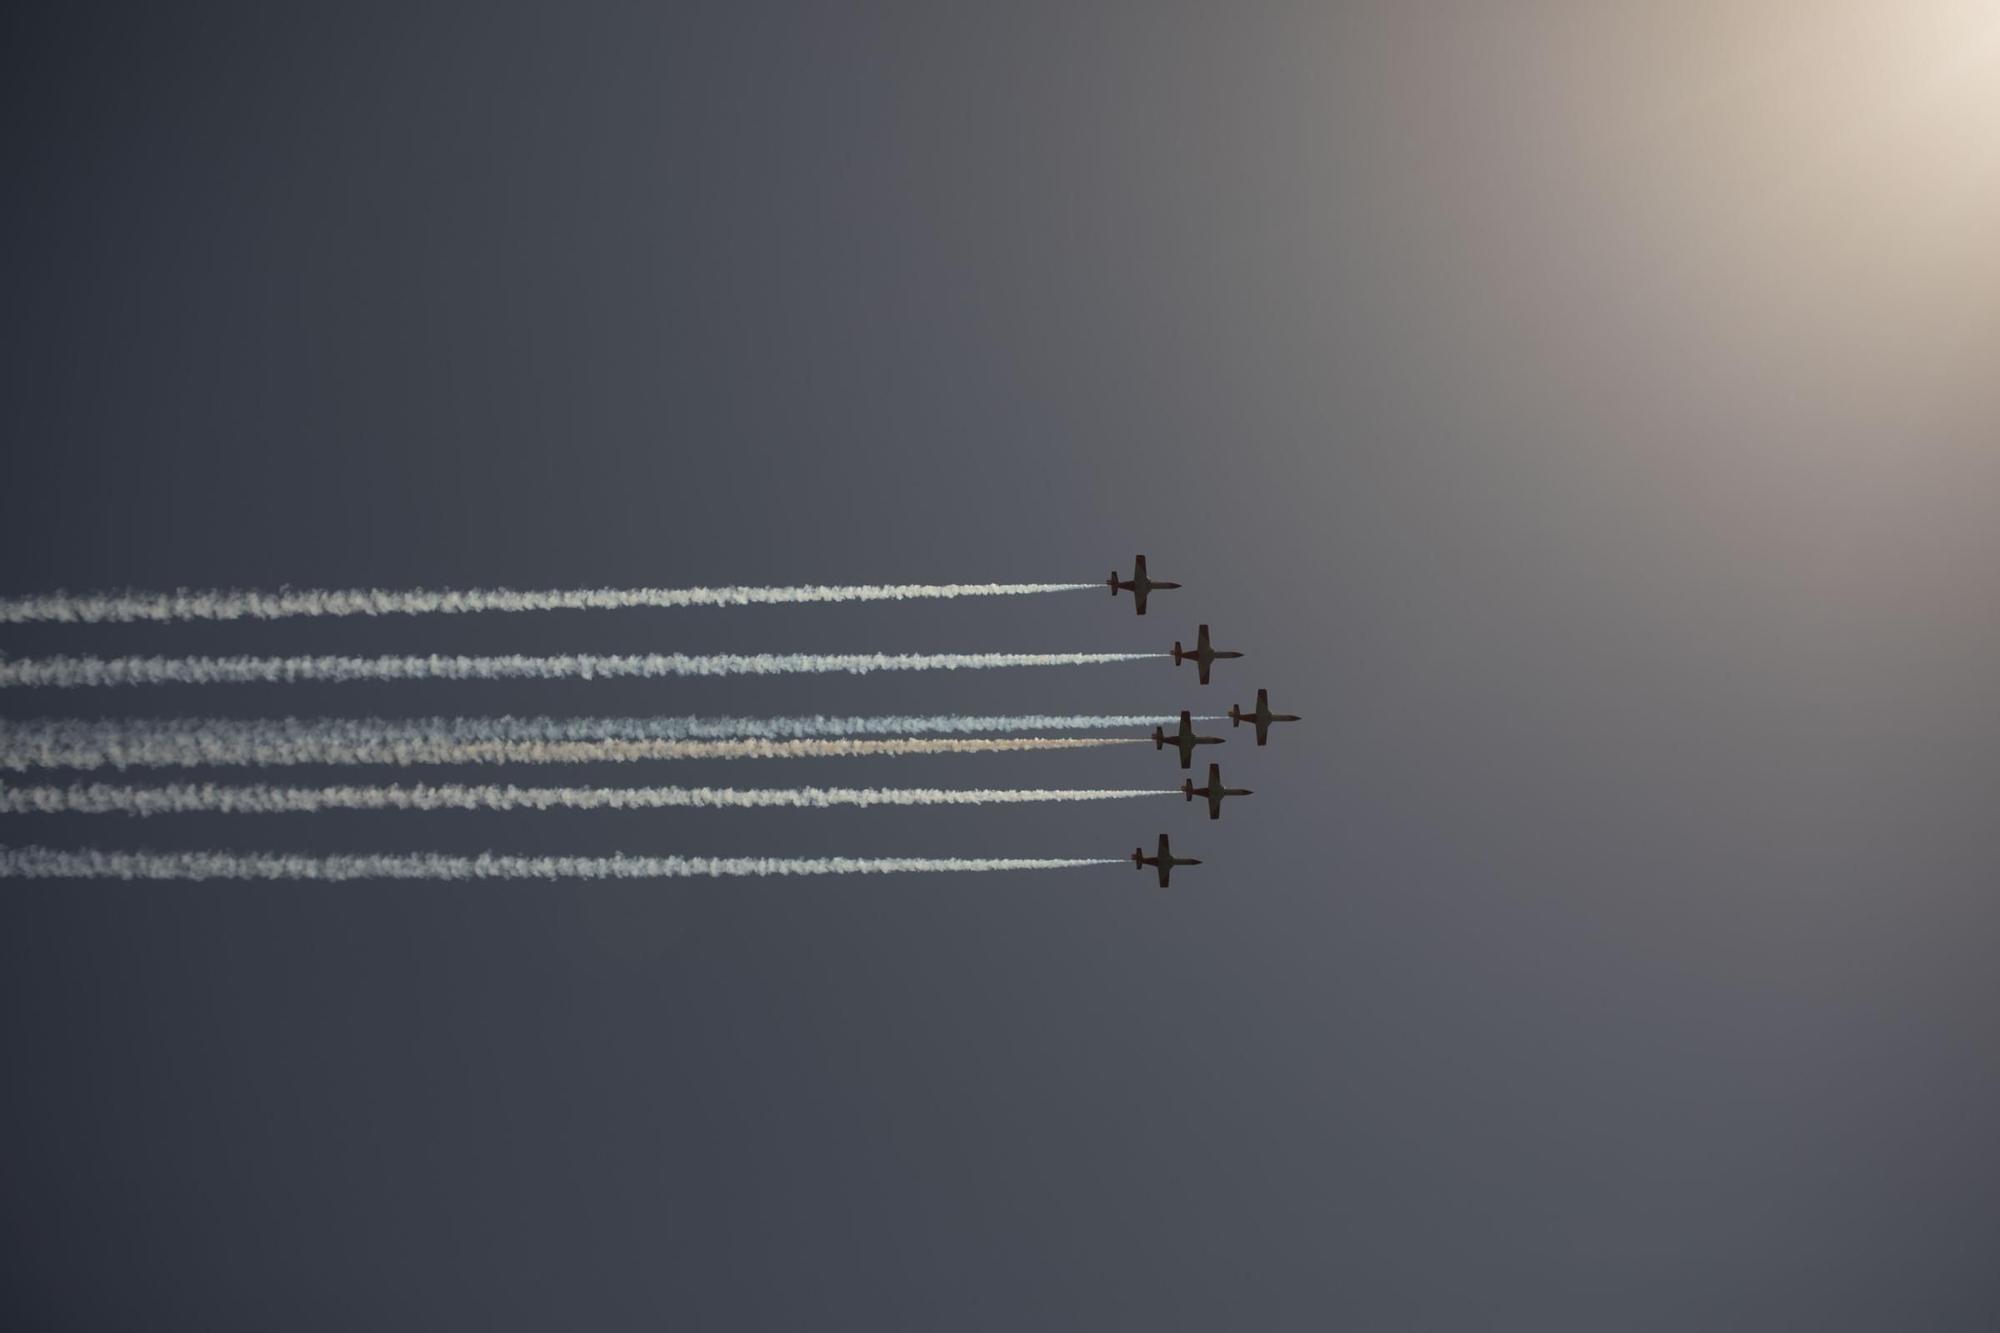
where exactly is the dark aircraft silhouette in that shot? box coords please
[1171,624,1243,685]
[1108,554,1181,616]
[1153,710,1225,768]
[1132,833,1202,887]
[1182,762,1253,820]
[1228,689,1302,746]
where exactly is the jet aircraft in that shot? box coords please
[1228,689,1302,746]
[1132,833,1202,887]
[1153,710,1225,768]
[1182,762,1253,820]
[1171,623,1243,685]
[1108,554,1181,616]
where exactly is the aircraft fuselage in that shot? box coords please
[1109,554,1181,616]
[1153,711,1224,768]
[1230,690,1301,744]
[1132,834,1202,886]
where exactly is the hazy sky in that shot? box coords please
[3,3,1997,1327]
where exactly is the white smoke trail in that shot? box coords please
[452,713,1207,739]
[0,845,1121,881]
[0,716,1203,769]
[0,583,1100,623]
[1,782,1178,815]
[0,731,1145,771]
[0,652,1166,689]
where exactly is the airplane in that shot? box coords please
[1171,623,1243,685]
[1108,554,1181,616]
[1228,688,1302,746]
[1132,833,1202,887]
[1182,762,1253,820]
[1152,709,1225,768]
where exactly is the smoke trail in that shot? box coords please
[0,653,1166,689]
[0,729,1147,770]
[0,583,1100,623]
[1,714,1214,769]
[0,845,1121,881]
[407,713,1208,739]
[1,782,1179,815]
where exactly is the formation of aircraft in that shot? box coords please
[1182,762,1253,820]
[1132,833,1202,887]
[1107,555,1298,885]
[1152,710,1224,769]
[1108,554,1181,616]
[1171,623,1243,685]
[1228,689,1302,746]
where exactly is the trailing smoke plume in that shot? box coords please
[0,845,1121,881]
[0,652,1166,689]
[0,716,1199,770]
[0,583,1099,623]
[0,782,1178,815]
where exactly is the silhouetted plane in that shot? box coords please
[1132,833,1202,887]
[1182,762,1253,820]
[1153,710,1224,768]
[1228,689,1302,746]
[1171,624,1243,685]
[1108,554,1181,616]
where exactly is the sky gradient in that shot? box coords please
[3,3,1998,1327]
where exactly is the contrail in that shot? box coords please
[0,652,1167,689]
[361,713,1209,740]
[1,782,1179,815]
[0,845,1122,881]
[0,715,1206,770]
[0,583,1100,623]
[0,728,1146,771]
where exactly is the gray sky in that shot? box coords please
[3,3,1997,1327]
